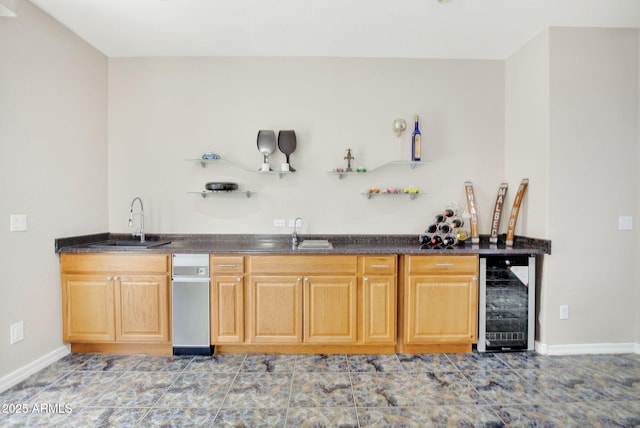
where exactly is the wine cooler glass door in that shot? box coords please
[479,256,535,352]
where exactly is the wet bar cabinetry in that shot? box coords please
[58,250,501,355]
[399,255,479,353]
[210,255,245,344]
[59,254,172,355]
[360,255,396,345]
[213,255,397,354]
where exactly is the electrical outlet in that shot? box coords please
[560,305,569,320]
[10,321,24,344]
[273,219,286,227]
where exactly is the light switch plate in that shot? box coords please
[10,321,24,344]
[9,214,27,232]
[618,216,633,230]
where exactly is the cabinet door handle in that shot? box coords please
[113,276,119,281]
[106,276,112,281]
[436,263,454,267]
[364,277,369,282]
[217,264,237,268]
[370,264,389,269]
[237,277,242,282]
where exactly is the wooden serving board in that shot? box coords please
[505,178,529,247]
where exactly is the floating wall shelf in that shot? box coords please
[188,190,253,198]
[186,158,293,179]
[362,191,419,200]
[327,160,423,179]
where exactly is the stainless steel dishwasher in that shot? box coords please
[172,254,212,355]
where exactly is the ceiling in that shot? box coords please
[28,0,640,59]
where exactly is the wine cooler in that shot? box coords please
[478,255,535,352]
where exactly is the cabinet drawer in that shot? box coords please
[61,254,169,273]
[211,256,244,274]
[360,255,396,275]
[406,255,478,275]
[248,255,357,275]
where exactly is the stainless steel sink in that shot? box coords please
[297,240,333,250]
[242,240,287,252]
[89,240,172,248]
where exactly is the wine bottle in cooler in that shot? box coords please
[411,116,421,161]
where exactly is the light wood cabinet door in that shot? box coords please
[248,276,302,344]
[61,253,171,345]
[211,275,244,343]
[304,276,357,343]
[116,275,170,343]
[362,275,396,344]
[405,275,478,344]
[62,274,115,342]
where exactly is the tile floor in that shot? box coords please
[1,351,639,427]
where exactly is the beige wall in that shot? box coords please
[107,57,506,235]
[0,0,107,379]
[505,29,551,343]
[636,32,640,346]
[1,1,639,386]
[544,27,638,346]
[505,30,550,241]
[505,27,639,350]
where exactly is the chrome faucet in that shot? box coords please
[291,217,302,249]
[128,197,145,242]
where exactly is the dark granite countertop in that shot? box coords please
[55,233,551,256]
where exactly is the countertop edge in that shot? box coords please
[55,233,551,256]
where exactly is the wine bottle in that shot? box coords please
[438,223,451,233]
[411,115,421,161]
[451,217,464,228]
[443,234,456,247]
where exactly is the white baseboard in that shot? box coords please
[0,345,70,393]
[536,341,640,355]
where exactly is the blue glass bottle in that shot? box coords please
[411,115,421,161]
